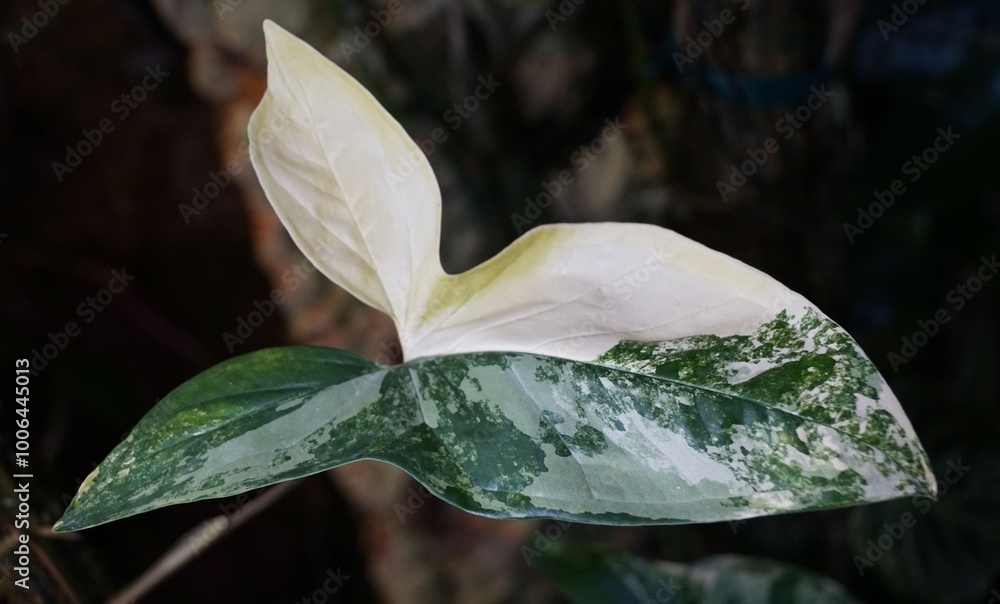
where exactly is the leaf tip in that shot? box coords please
[51,518,72,533]
[260,19,303,69]
[52,500,81,533]
[51,467,103,533]
[261,18,285,42]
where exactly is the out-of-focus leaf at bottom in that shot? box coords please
[538,545,864,604]
[848,451,1000,603]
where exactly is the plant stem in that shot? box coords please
[107,479,303,603]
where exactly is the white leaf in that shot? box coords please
[249,20,444,326]
[405,221,809,362]
[249,22,807,365]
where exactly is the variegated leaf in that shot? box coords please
[55,311,931,531]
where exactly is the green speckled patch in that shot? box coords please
[55,312,934,531]
[596,308,934,501]
[539,411,609,458]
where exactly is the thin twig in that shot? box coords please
[33,540,85,604]
[0,531,19,558]
[107,479,304,604]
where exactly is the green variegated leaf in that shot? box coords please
[55,308,932,532]
[539,545,863,604]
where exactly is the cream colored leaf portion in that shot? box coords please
[247,24,841,382]
[404,222,810,362]
[248,20,444,325]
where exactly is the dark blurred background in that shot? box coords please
[1,0,999,602]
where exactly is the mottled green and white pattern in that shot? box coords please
[55,308,934,531]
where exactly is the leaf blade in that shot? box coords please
[249,20,444,323]
[55,320,934,532]
[405,222,805,362]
